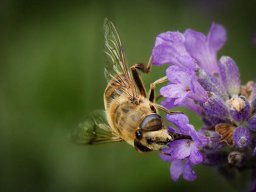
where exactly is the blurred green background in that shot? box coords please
[1,0,256,191]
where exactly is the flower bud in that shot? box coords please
[227,96,250,122]
[196,68,227,100]
[202,92,229,119]
[219,56,240,96]
[233,127,251,148]
[248,114,256,132]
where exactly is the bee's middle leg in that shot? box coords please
[131,56,152,97]
[148,76,168,102]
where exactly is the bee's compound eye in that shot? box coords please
[135,130,143,140]
[140,114,162,131]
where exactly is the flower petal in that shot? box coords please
[152,44,174,65]
[219,56,240,96]
[183,162,197,181]
[160,84,190,100]
[184,28,219,75]
[166,65,208,103]
[189,144,203,165]
[152,31,188,65]
[160,98,177,109]
[202,92,229,118]
[166,65,191,84]
[170,160,184,181]
[176,55,197,71]
[167,113,189,126]
[168,139,192,160]
[207,23,226,52]
[166,113,199,142]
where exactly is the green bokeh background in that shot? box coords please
[1,0,256,191]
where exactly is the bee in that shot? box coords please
[71,18,181,152]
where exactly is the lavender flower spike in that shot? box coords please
[153,23,256,189]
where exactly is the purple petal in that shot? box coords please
[152,32,188,65]
[196,130,210,147]
[176,55,197,71]
[202,92,229,118]
[184,28,219,75]
[160,84,190,100]
[190,78,208,102]
[155,31,185,47]
[166,113,199,141]
[207,23,226,52]
[152,44,172,65]
[183,162,197,181]
[166,65,192,84]
[219,56,240,95]
[166,113,189,126]
[248,114,256,131]
[198,129,222,148]
[233,127,251,148]
[189,144,203,165]
[160,98,178,109]
[181,98,205,115]
[168,139,193,160]
[170,160,184,181]
[166,65,208,103]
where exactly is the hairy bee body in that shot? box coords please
[104,79,154,146]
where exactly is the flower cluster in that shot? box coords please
[152,23,256,186]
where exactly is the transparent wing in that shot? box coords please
[103,18,137,98]
[71,110,123,145]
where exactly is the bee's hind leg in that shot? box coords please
[131,56,152,97]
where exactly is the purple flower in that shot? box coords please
[160,113,204,181]
[153,23,256,184]
[170,159,196,181]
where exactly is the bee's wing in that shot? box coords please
[71,110,123,145]
[103,18,137,98]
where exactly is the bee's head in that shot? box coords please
[133,114,173,152]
